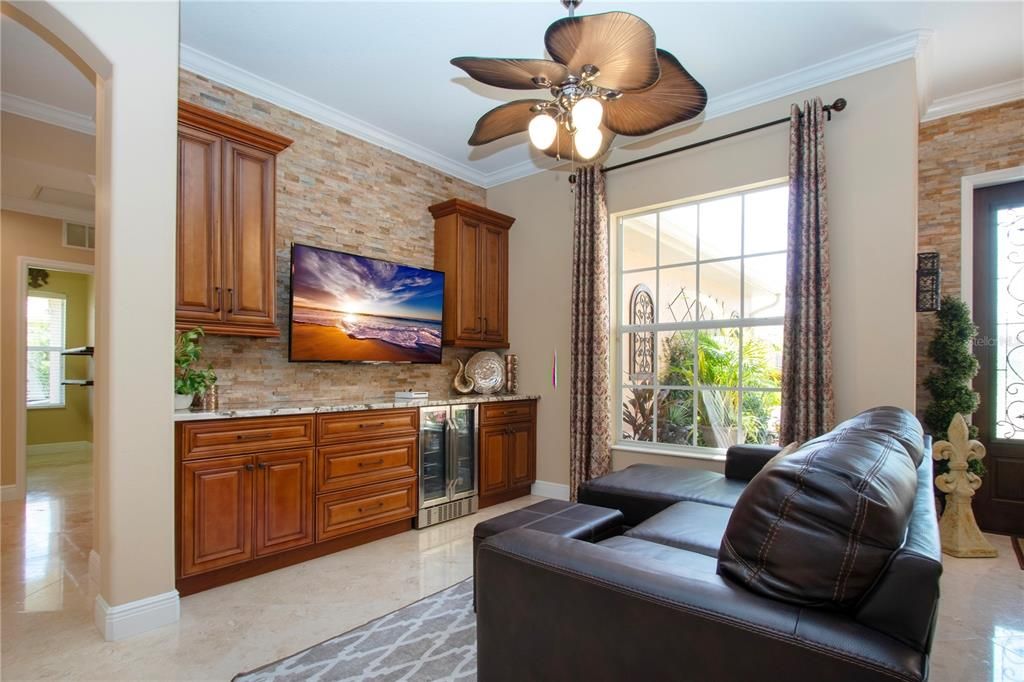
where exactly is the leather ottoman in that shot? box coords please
[473,499,624,608]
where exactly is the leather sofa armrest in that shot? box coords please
[477,529,926,682]
[724,443,781,481]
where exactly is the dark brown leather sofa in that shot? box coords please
[476,407,941,682]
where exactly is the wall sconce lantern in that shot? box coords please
[916,252,941,312]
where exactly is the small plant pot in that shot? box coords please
[174,393,193,411]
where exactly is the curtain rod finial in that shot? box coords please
[830,98,847,112]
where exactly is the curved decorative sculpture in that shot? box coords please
[932,413,998,558]
[453,358,475,394]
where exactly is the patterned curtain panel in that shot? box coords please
[570,166,612,499]
[781,98,834,443]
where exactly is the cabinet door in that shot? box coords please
[508,421,535,489]
[222,140,277,331]
[181,456,253,576]
[456,217,483,340]
[176,125,222,326]
[480,224,508,344]
[479,424,509,495]
[254,449,314,557]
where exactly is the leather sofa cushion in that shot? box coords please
[624,501,732,558]
[598,535,720,576]
[831,406,926,466]
[719,408,921,609]
[578,464,746,526]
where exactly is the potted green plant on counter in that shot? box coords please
[174,327,217,410]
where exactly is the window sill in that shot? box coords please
[612,441,726,462]
[28,403,66,411]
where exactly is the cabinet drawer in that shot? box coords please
[317,435,417,493]
[481,401,533,424]
[316,478,417,541]
[317,409,418,445]
[181,416,315,460]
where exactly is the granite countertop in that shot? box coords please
[174,393,540,422]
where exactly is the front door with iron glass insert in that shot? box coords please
[972,180,1024,535]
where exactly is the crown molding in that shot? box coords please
[0,92,95,135]
[922,79,1024,122]
[179,44,489,187]
[183,30,937,189]
[705,31,931,121]
[1,195,94,224]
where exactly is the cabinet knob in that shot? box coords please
[257,462,266,469]
[245,463,255,471]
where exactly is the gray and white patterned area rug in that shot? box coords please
[234,579,476,682]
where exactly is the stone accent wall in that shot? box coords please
[178,70,486,405]
[917,99,1024,413]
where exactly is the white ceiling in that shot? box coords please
[179,1,1023,186]
[1,3,1020,190]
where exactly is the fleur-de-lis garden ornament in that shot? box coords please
[933,413,998,558]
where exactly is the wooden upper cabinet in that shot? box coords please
[430,199,514,348]
[176,101,292,337]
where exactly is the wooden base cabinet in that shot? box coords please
[176,409,419,594]
[478,401,537,508]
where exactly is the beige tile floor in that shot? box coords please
[1,447,1021,681]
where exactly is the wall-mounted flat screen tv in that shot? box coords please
[289,244,444,363]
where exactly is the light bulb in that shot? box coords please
[574,126,603,160]
[528,114,557,150]
[571,97,603,131]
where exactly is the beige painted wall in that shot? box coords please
[26,270,94,445]
[11,0,181,614]
[0,210,94,483]
[488,60,919,485]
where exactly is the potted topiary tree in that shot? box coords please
[174,327,217,410]
[923,296,983,477]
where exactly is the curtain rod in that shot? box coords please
[601,97,847,175]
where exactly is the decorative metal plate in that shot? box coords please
[466,352,506,394]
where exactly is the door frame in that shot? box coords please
[959,165,1024,313]
[13,256,95,500]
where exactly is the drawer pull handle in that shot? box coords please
[359,422,387,429]
[237,432,273,441]
[358,501,385,514]
[503,410,517,415]
[358,458,385,468]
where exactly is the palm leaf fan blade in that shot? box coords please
[468,99,548,145]
[450,57,569,90]
[603,49,707,136]
[544,11,660,91]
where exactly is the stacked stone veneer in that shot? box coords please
[178,70,486,405]
[917,99,1024,414]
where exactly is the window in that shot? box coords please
[26,292,66,408]
[617,183,788,452]
[63,221,95,250]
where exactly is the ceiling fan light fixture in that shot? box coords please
[528,113,558,150]
[574,126,603,159]
[571,96,604,131]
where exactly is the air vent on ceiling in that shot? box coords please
[63,221,95,250]
[32,185,95,210]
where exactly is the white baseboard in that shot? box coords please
[27,440,92,456]
[94,590,180,641]
[1,484,22,501]
[531,480,571,501]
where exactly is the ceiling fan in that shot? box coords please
[452,0,708,163]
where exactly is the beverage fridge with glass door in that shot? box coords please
[415,404,478,528]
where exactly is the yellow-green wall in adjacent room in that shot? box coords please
[26,270,94,445]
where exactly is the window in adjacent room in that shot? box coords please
[26,292,67,409]
[617,182,788,452]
